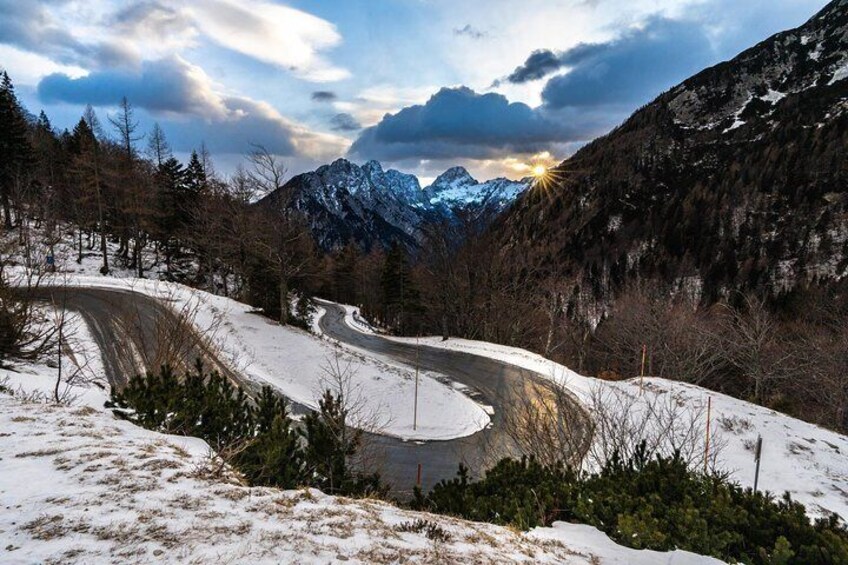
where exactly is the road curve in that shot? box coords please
[19,286,265,393]
[317,301,593,493]
[20,285,591,494]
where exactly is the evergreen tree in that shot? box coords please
[237,386,305,488]
[68,114,109,273]
[301,389,382,497]
[0,72,33,228]
[333,244,360,305]
[154,156,188,272]
[380,242,421,333]
[185,150,208,196]
[302,389,357,495]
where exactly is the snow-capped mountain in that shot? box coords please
[425,167,529,217]
[497,0,848,303]
[259,159,530,251]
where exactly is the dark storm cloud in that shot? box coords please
[349,86,592,161]
[330,113,361,132]
[311,90,338,102]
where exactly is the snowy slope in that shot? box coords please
[340,305,848,521]
[0,386,722,564]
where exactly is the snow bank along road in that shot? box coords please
[20,285,592,493]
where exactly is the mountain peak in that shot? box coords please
[429,167,477,191]
[363,160,384,174]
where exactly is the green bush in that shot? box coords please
[111,362,383,496]
[414,444,848,564]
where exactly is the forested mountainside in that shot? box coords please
[497,0,848,304]
[259,159,528,252]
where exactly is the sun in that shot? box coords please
[532,164,548,177]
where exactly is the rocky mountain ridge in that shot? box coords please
[261,159,530,251]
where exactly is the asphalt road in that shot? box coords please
[317,301,592,494]
[21,286,591,495]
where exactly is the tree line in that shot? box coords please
[0,71,321,326]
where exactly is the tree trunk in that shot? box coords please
[279,273,289,326]
[99,230,109,275]
[1,191,12,230]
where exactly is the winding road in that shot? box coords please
[23,285,592,494]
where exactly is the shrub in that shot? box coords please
[111,362,383,496]
[415,444,848,564]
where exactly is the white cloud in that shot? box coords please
[188,0,349,82]
[0,44,88,86]
[0,0,347,82]
[336,84,440,127]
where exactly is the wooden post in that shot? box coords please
[753,435,763,493]
[413,336,420,431]
[54,316,62,403]
[640,344,647,394]
[703,396,712,474]
[416,463,422,488]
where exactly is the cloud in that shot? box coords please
[36,55,348,159]
[333,85,438,128]
[0,0,347,82]
[0,0,132,69]
[187,0,349,82]
[454,24,487,39]
[38,56,228,117]
[503,49,563,84]
[311,91,338,102]
[349,86,592,161]
[499,17,714,109]
[110,1,199,54]
[330,113,362,132]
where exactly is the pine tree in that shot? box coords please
[380,242,422,333]
[302,389,360,495]
[154,156,188,272]
[237,386,305,488]
[185,150,207,196]
[68,114,109,273]
[0,72,33,228]
[333,244,361,305]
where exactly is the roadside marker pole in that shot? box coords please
[753,435,763,493]
[413,336,420,431]
[640,344,647,394]
[704,396,712,474]
[417,463,422,488]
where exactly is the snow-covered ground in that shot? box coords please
[0,380,722,564]
[9,272,490,442]
[340,304,848,522]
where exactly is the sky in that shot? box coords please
[0,0,831,184]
